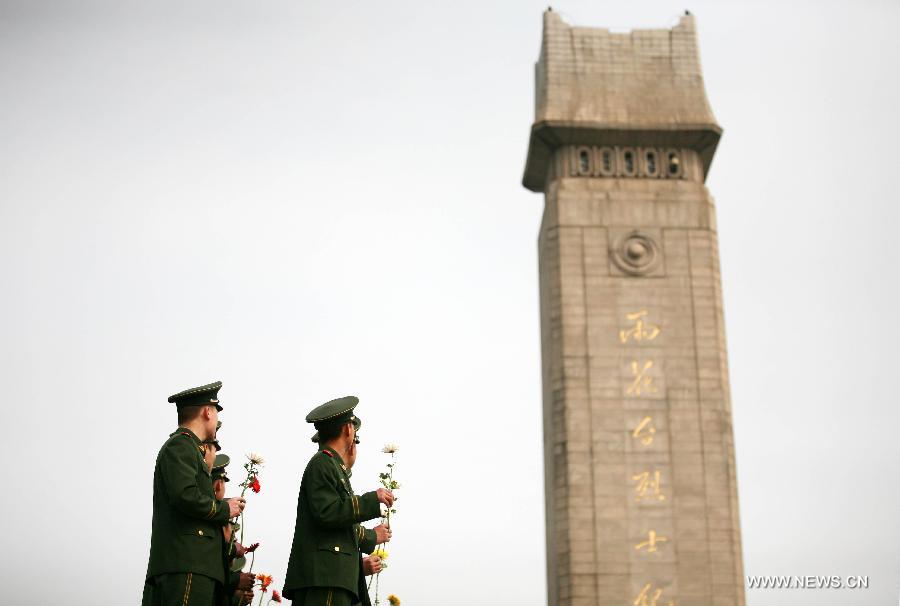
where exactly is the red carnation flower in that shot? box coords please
[244,542,260,553]
[272,590,282,603]
[250,476,261,493]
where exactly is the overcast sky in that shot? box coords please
[1,1,898,605]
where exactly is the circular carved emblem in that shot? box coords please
[611,231,661,276]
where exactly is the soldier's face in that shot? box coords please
[347,441,357,468]
[204,405,219,437]
[213,479,225,499]
[203,445,215,471]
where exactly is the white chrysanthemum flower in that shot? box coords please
[247,452,265,466]
[382,443,399,454]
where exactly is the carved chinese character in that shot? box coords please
[632,470,666,502]
[633,583,674,606]
[619,310,661,344]
[627,360,658,396]
[632,415,657,446]
[635,530,668,553]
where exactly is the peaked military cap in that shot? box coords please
[212,454,230,482]
[305,395,359,429]
[168,381,223,411]
[312,416,362,443]
[202,437,222,452]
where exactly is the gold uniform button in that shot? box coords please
[334,546,340,551]
[198,530,204,536]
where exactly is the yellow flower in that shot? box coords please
[371,548,389,561]
[387,595,400,606]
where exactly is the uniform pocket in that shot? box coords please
[182,529,215,539]
[317,543,353,556]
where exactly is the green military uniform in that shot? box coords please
[144,382,233,606]
[354,523,378,556]
[283,397,382,605]
[313,419,378,557]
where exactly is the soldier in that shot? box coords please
[144,436,220,606]
[312,418,391,574]
[202,438,220,471]
[283,396,395,605]
[144,381,247,606]
[211,454,257,606]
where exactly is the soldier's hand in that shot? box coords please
[363,555,383,575]
[240,589,254,606]
[373,523,392,544]
[238,572,255,590]
[376,488,394,507]
[227,497,246,518]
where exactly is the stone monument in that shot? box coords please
[522,11,745,606]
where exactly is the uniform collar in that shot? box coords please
[320,445,348,471]
[172,427,202,444]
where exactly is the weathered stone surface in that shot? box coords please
[524,11,722,193]
[525,10,745,606]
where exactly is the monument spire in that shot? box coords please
[523,12,745,606]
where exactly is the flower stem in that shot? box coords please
[228,465,255,556]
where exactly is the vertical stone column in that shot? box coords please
[525,11,745,606]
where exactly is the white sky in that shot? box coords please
[1,1,898,605]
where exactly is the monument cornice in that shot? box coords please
[523,120,721,192]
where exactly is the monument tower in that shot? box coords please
[523,11,745,606]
